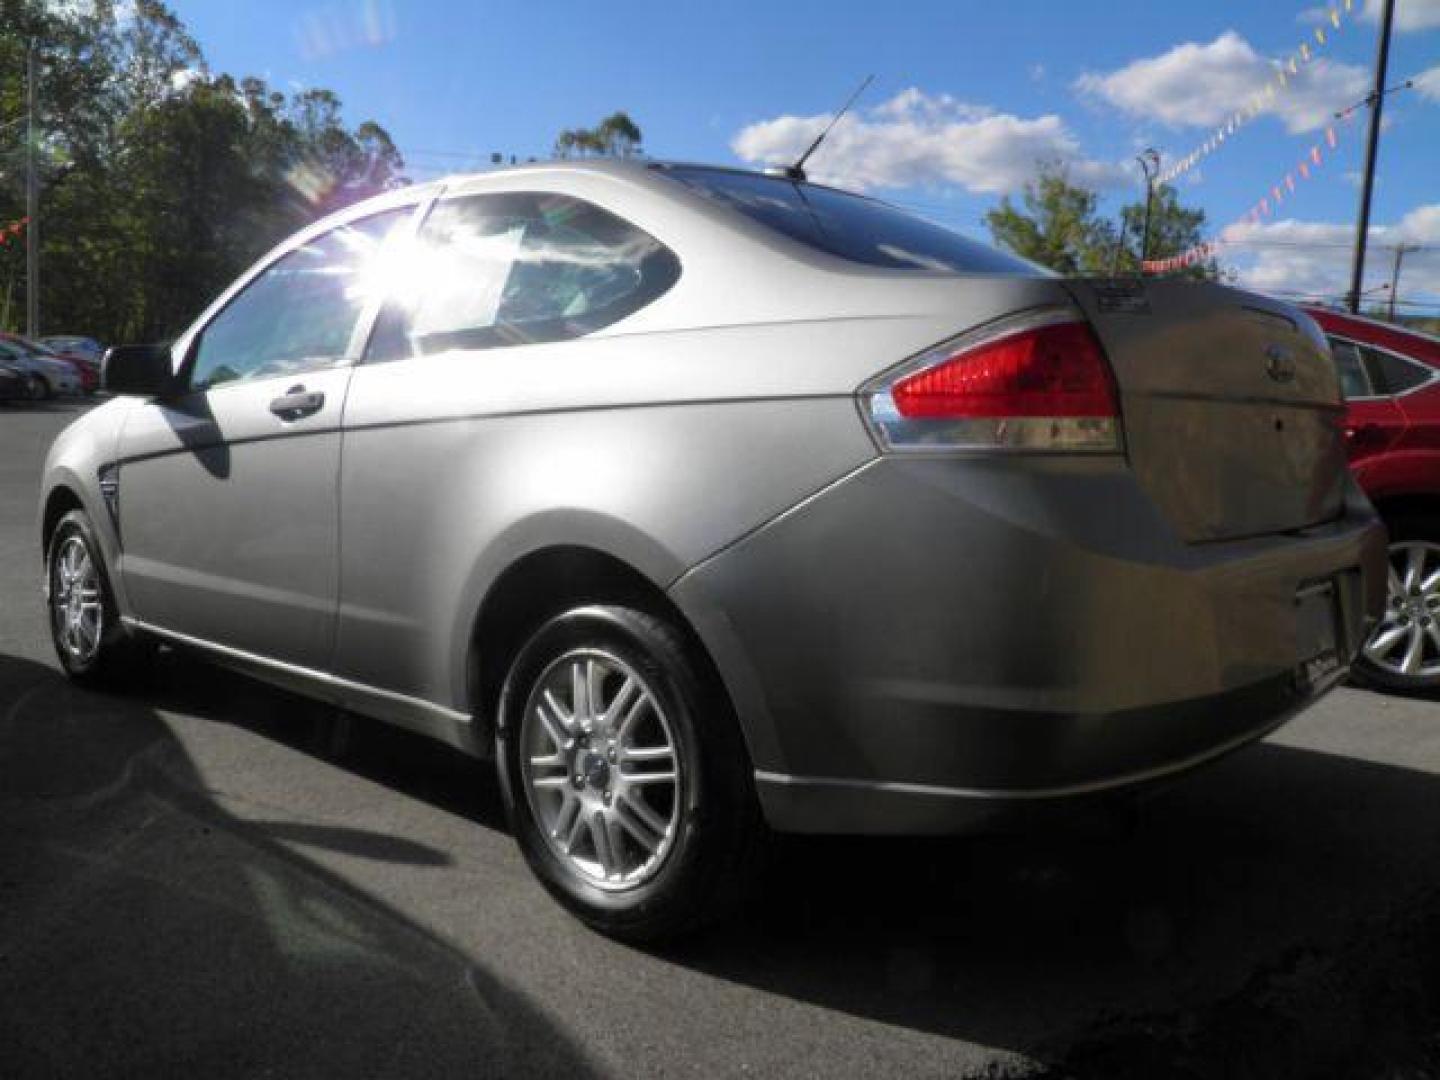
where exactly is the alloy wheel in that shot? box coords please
[50,532,104,666]
[1364,541,1440,681]
[519,649,682,890]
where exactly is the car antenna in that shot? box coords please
[765,74,874,184]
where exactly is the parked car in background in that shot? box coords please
[1306,306,1440,692]
[41,335,104,365]
[42,161,1384,940]
[3,333,99,394]
[52,353,100,394]
[0,357,26,403]
[0,337,81,398]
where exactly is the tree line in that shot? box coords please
[1,0,404,343]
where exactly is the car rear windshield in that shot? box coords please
[656,165,1048,276]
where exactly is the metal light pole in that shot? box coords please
[1347,0,1395,314]
[25,39,39,339]
[1136,149,1161,266]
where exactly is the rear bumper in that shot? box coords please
[671,455,1386,835]
[751,670,1333,834]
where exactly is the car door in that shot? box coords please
[116,206,415,671]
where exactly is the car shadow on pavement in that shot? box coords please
[0,653,601,1078]
[11,646,1440,1075]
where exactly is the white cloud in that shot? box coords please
[1075,31,1368,134]
[730,88,1124,195]
[1226,205,1440,306]
[1363,0,1440,32]
[1417,65,1440,103]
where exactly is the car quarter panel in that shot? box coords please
[670,453,1385,826]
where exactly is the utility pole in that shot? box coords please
[1136,148,1160,266]
[1386,243,1420,322]
[25,39,39,339]
[1347,0,1395,314]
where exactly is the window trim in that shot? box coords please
[1328,334,1440,402]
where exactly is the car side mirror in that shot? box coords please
[103,344,176,397]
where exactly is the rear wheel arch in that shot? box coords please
[469,545,745,755]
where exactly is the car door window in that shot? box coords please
[1362,345,1433,396]
[1329,338,1373,400]
[365,192,680,362]
[187,208,413,392]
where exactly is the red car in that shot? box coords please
[1306,306,1440,691]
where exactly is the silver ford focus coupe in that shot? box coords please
[40,161,1385,940]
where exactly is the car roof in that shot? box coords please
[1303,305,1440,361]
[415,157,886,205]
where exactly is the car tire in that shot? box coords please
[46,509,152,687]
[25,375,46,402]
[497,604,766,943]
[1353,512,1440,694]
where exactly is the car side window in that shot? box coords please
[187,208,413,392]
[364,191,680,362]
[1329,338,1373,400]
[1363,345,1432,396]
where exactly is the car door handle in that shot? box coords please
[269,385,325,421]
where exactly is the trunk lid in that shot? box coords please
[1064,279,1347,543]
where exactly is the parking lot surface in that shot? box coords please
[4,400,1440,1078]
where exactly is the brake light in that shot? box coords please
[862,308,1122,452]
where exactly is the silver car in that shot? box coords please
[40,161,1384,940]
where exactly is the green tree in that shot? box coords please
[1119,184,1214,278]
[985,165,1215,279]
[0,0,409,341]
[554,111,643,159]
[984,167,1118,276]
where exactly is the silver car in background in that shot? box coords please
[40,161,1384,940]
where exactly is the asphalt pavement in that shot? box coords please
[4,399,1440,1078]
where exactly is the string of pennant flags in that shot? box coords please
[1143,113,1355,275]
[1158,0,1360,186]
[0,216,29,246]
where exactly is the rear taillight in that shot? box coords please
[862,308,1122,452]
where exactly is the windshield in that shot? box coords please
[656,165,1049,276]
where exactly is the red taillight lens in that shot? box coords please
[891,320,1116,420]
[862,309,1123,453]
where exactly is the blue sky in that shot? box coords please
[173,0,1440,310]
